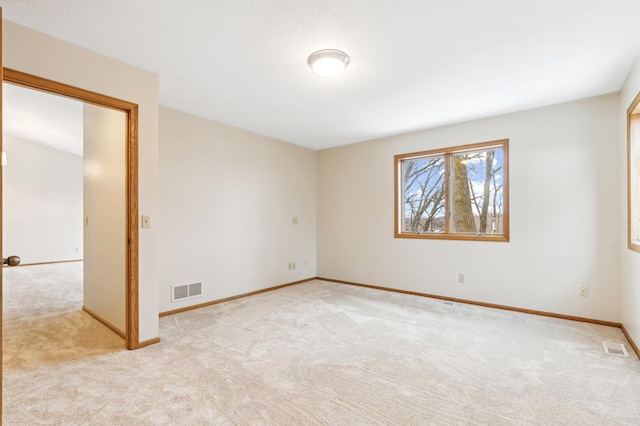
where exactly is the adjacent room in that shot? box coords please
[2,82,130,365]
[2,1,640,424]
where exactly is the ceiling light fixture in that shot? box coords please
[307,49,350,78]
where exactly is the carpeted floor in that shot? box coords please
[3,263,640,425]
[2,262,125,372]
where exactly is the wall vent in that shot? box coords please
[171,282,203,302]
[602,342,629,357]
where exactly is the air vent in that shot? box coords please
[171,282,203,302]
[602,342,629,357]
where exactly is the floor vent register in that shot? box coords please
[602,341,629,357]
[172,282,203,302]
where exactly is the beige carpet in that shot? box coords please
[3,263,640,425]
[3,262,125,372]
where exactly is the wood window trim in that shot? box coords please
[628,90,640,253]
[394,139,509,242]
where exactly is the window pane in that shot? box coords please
[402,156,445,233]
[451,149,504,235]
[395,139,508,242]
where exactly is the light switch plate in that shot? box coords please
[141,215,151,228]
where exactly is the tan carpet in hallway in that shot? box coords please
[2,262,124,371]
[3,263,640,424]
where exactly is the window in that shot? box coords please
[395,139,509,241]
[628,92,640,253]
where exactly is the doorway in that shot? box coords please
[3,81,129,348]
[2,68,140,349]
[3,83,84,266]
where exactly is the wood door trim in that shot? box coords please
[1,9,5,414]
[127,104,140,349]
[2,68,140,350]
[3,69,137,111]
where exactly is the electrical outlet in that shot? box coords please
[288,262,296,270]
[579,286,589,297]
[458,273,465,283]
[292,217,298,225]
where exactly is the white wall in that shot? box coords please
[83,104,126,332]
[159,107,316,313]
[318,93,621,322]
[2,134,82,264]
[620,55,640,347]
[3,21,160,342]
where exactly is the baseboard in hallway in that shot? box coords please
[83,305,125,339]
[3,259,83,268]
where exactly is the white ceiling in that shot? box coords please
[2,0,640,150]
[3,83,83,156]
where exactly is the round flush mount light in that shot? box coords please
[307,49,350,78]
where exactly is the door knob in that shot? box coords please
[2,255,21,266]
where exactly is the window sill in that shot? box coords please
[395,232,509,242]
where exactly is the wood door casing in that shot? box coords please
[1,68,140,350]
